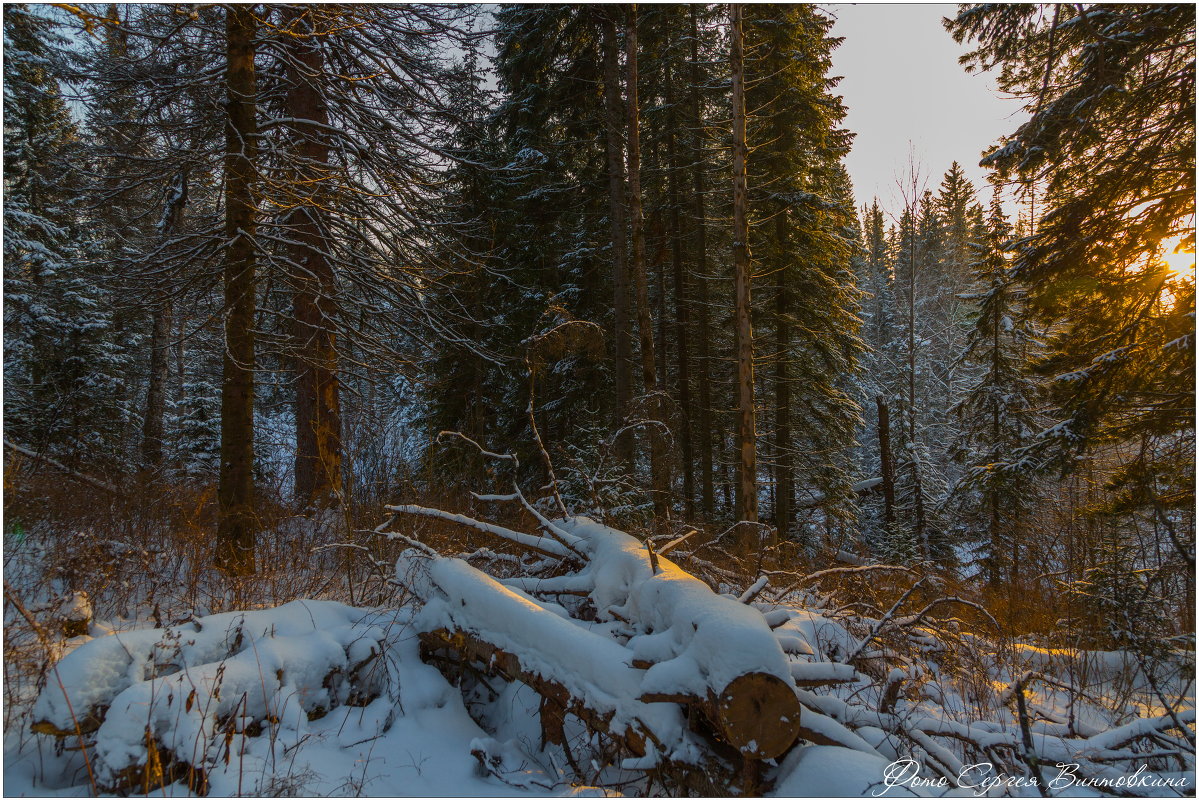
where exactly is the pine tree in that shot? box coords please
[929,162,985,448]
[72,4,230,480]
[744,4,862,541]
[887,201,929,562]
[854,200,901,550]
[424,5,618,498]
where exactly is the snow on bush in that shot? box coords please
[31,601,393,793]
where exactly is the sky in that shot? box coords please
[822,4,1030,212]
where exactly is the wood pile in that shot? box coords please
[387,506,866,793]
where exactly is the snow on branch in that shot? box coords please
[383,504,580,562]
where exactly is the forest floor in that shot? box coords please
[0,599,947,798]
[3,604,922,798]
[6,587,1192,797]
[2,478,1194,797]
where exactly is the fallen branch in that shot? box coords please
[5,440,120,494]
[384,504,581,562]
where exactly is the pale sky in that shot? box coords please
[822,3,1030,211]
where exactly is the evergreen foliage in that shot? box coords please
[949,4,1195,546]
[2,3,1192,635]
[4,5,126,465]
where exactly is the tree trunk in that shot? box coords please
[876,395,896,540]
[906,204,927,561]
[774,214,792,538]
[665,58,695,519]
[625,5,669,526]
[216,5,258,575]
[601,13,634,470]
[730,3,757,530]
[689,6,716,519]
[652,211,669,393]
[141,149,189,473]
[142,304,171,470]
[286,8,342,509]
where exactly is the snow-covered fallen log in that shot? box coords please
[399,551,689,759]
[563,517,804,758]
[30,602,393,794]
[392,514,806,763]
[385,489,1195,796]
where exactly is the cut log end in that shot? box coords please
[715,672,802,759]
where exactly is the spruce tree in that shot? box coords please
[950,191,1041,608]
[744,4,862,541]
[949,5,1195,553]
[3,5,125,468]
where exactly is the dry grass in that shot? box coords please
[2,467,407,739]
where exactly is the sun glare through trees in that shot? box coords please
[3,3,1194,797]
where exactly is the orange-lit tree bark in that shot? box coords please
[216,4,258,575]
[283,8,342,508]
[730,3,757,529]
[625,5,669,524]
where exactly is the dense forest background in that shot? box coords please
[4,2,1194,647]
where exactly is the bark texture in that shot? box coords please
[730,4,758,530]
[285,8,342,508]
[216,5,259,575]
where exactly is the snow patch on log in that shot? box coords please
[399,551,689,754]
[32,601,373,733]
[561,517,795,698]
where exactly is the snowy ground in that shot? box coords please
[3,514,1193,797]
[5,603,571,797]
[5,592,1193,798]
[5,601,904,798]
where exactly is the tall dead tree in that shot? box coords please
[626,5,669,525]
[730,3,757,529]
[601,11,634,469]
[284,8,342,508]
[216,4,259,575]
[689,5,716,518]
